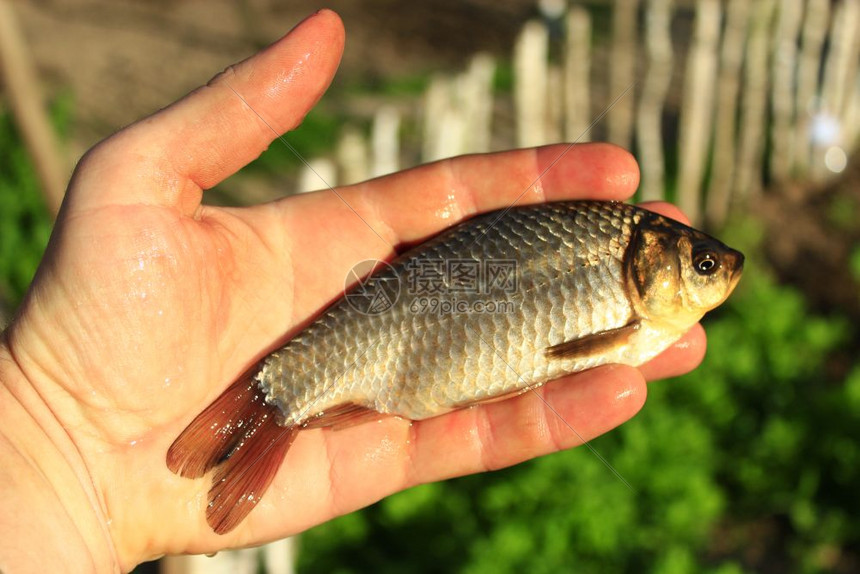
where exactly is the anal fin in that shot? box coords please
[544,320,641,361]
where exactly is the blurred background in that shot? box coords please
[1,0,859,573]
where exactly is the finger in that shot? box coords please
[282,142,639,250]
[637,200,690,225]
[72,10,345,212]
[405,364,646,484]
[263,364,647,532]
[638,323,707,381]
[366,142,640,245]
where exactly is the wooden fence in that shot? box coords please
[303,0,860,230]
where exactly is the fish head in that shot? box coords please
[627,216,744,329]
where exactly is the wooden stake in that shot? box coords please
[0,0,68,216]
[734,0,776,202]
[677,0,720,226]
[768,0,803,183]
[422,75,467,162]
[636,0,673,202]
[814,0,860,179]
[564,6,592,143]
[297,158,338,194]
[514,20,549,147]
[372,105,400,178]
[461,53,495,155]
[706,0,750,228]
[608,0,639,149]
[336,126,370,186]
[793,0,830,176]
[546,64,564,143]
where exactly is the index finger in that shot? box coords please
[284,142,641,250]
[368,143,642,245]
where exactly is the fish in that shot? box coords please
[166,200,744,534]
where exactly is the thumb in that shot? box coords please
[66,10,345,215]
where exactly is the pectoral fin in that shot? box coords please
[544,320,641,361]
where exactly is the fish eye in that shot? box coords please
[693,250,719,276]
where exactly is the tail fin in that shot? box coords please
[167,368,297,534]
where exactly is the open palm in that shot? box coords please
[1,11,705,571]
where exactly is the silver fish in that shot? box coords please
[167,200,744,533]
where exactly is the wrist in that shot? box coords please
[0,337,119,573]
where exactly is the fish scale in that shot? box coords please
[258,202,645,424]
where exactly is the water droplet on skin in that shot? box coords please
[673,338,691,351]
[205,552,218,558]
[435,190,460,220]
[436,206,454,220]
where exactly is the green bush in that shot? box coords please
[0,103,63,311]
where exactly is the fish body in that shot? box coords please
[167,200,744,534]
[264,202,685,422]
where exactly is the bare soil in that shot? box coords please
[15,0,537,152]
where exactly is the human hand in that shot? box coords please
[0,10,705,572]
